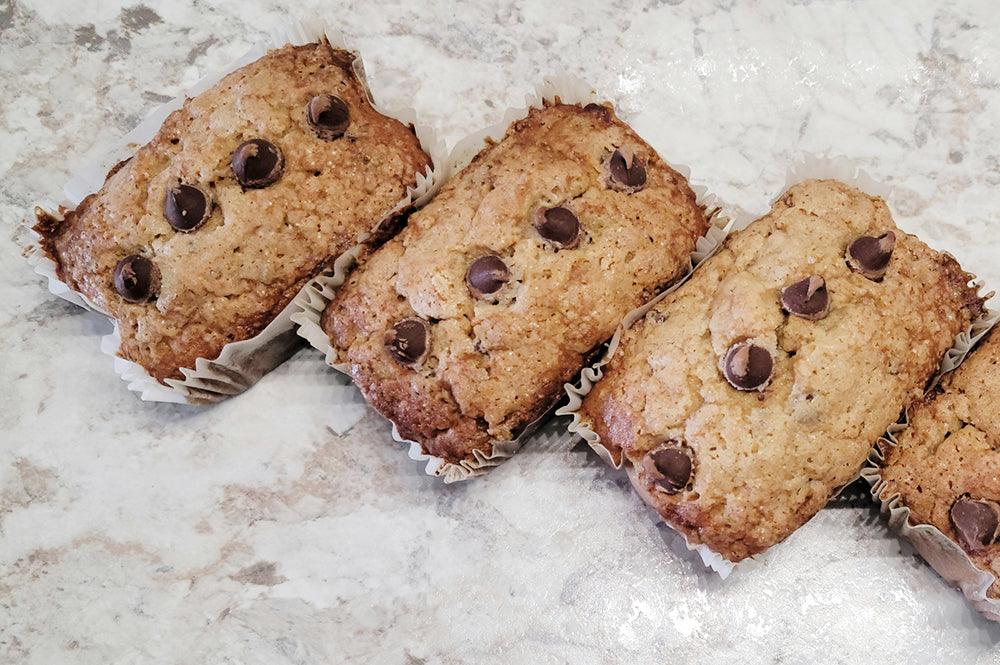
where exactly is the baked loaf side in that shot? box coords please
[881,329,1000,597]
[35,42,431,382]
[580,179,984,562]
[321,102,709,465]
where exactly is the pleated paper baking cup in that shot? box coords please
[862,310,1000,621]
[22,19,447,404]
[291,74,735,482]
[557,156,980,576]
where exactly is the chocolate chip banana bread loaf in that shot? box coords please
[34,41,431,384]
[578,179,984,562]
[880,328,1000,596]
[321,102,709,468]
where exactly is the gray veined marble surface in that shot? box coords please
[2,0,1000,663]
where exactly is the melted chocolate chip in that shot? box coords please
[723,342,774,391]
[466,255,511,299]
[846,231,896,280]
[645,443,694,494]
[950,496,1000,552]
[307,94,350,140]
[385,318,429,365]
[231,139,284,189]
[112,255,159,303]
[780,275,830,320]
[164,184,212,232]
[607,148,647,192]
[581,102,611,123]
[533,206,581,249]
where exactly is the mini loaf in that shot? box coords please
[880,328,1000,597]
[321,102,709,468]
[578,179,984,562]
[34,41,431,384]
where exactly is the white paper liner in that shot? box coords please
[556,155,991,575]
[21,18,447,404]
[862,311,1000,621]
[291,73,734,481]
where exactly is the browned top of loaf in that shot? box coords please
[881,329,1000,598]
[580,179,984,562]
[321,102,708,465]
[35,42,431,382]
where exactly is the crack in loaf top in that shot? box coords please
[881,329,1000,597]
[35,42,432,383]
[579,179,984,562]
[322,102,709,465]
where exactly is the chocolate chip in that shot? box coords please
[112,254,159,303]
[607,148,647,192]
[164,184,212,232]
[723,342,774,391]
[780,275,830,320]
[307,94,350,140]
[846,231,895,280]
[950,496,1000,552]
[644,443,694,494]
[231,139,284,189]
[533,206,580,249]
[466,254,511,299]
[385,318,429,365]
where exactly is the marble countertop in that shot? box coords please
[2,1,999,663]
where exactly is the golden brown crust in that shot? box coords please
[580,179,985,561]
[34,42,431,382]
[321,103,709,466]
[881,328,1000,597]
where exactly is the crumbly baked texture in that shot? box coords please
[321,102,709,466]
[579,179,984,562]
[35,42,431,383]
[881,329,1000,597]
